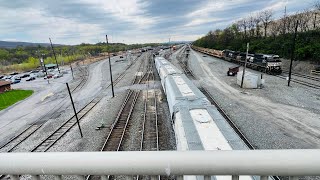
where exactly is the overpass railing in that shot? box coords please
[0,150,319,180]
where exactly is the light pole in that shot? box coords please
[41,54,49,84]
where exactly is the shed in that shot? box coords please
[0,81,11,93]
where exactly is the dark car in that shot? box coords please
[119,56,124,58]
[20,74,30,78]
[26,77,36,81]
[11,79,21,84]
[9,72,18,75]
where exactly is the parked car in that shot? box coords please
[0,75,4,79]
[12,76,21,80]
[120,56,124,58]
[44,74,53,79]
[19,74,30,78]
[9,72,18,75]
[31,70,39,73]
[26,77,36,81]
[53,73,63,79]
[11,79,21,84]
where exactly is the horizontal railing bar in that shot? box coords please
[0,150,319,176]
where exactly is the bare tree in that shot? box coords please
[260,10,273,37]
[286,13,301,33]
[269,21,281,38]
[238,19,248,39]
[299,9,312,32]
[248,15,255,37]
[313,1,320,29]
[254,13,262,37]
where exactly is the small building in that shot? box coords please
[45,64,57,69]
[0,81,11,93]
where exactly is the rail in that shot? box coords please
[0,150,319,179]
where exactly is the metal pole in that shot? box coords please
[49,38,61,73]
[241,43,249,88]
[106,35,115,97]
[70,64,74,80]
[66,83,83,138]
[41,55,49,84]
[288,20,299,87]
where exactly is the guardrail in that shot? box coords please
[1,150,319,180]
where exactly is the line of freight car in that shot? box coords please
[192,46,282,75]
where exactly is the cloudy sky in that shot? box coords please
[0,0,316,44]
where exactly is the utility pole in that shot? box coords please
[70,64,74,79]
[106,35,115,97]
[66,83,83,138]
[41,54,49,84]
[49,38,61,73]
[241,43,249,88]
[288,20,299,87]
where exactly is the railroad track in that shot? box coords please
[276,74,320,89]
[136,59,160,180]
[0,64,90,152]
[0,55,141,154]
[72,63,89,91]
[85,53,151,180]
[0,55,145,180]
[140,62,159,151]
[282,70,320,82]
[177,53,281,180]
[31,55,144,152]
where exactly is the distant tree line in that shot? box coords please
[193,2,320,62]
[0,42,160,67]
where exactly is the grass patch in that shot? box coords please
[0,90,34,110]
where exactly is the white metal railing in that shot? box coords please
[1,150,320,179]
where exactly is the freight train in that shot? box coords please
[154,56,253,180]
[192,46,282,75]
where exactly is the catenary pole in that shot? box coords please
[106,35,115,97]
[66,83,83,138]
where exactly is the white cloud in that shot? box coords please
[78,0,156,28]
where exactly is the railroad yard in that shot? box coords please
[0,45,320,180]
[173,46,320,149]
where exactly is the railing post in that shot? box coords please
[101,175,108,180]
[261,176,268,180]
[290,176,299,180]
[9,175,19,180]
[176,175,183,180]
[54,175,62,180]
[126,176,133,180]
[232,175,239,180]
[31,175,40,180]
[204,175,211,180]
[76,175,85,180]
[150,175,158,180]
